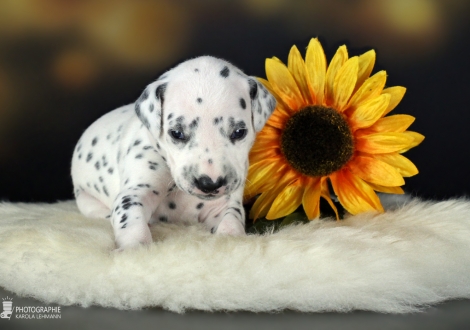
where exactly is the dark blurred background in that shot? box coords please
[0,0,469,203]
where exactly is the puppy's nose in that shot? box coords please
[194,175,226,193]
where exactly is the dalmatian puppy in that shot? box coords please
[71,56,276,249]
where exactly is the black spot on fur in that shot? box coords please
[268,96,276,112]
[91,137,98,146]
[211,227,216,234]
[213,116,223,125]
[148,161,158,171]
[208,159,213,164]
[196,203,204,210]
[86,153,93,162]
[169,202,176,209]
[99,176,104,182]
[108,167,114,175]
[159,216,168,222]
[78,153,82,159]
[189,118,199,129]
[197,98,202,104]
[140,88,149,101]
[152,190,159,195]
[95,161,100,170]
[168,113,173,120]
[156,83,168,102]
[134,139,142,146]
[102,155,108,167]
[103,186,109,196]
[248,79,258,100]
[94,184,100,193]
[229,207,242,216]
[239,98,246,109]
[149,103,154,112]
[220,66,230,78]
[135,154,143,159]
[194,68,199,72]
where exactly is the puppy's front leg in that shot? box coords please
[111,187,160,249]
[214,193,246,236]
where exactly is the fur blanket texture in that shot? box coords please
[1,197,470,313]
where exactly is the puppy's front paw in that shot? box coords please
[215,218,245,236]
[115,224,153,250]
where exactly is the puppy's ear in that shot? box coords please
[248,78,276,132]
[134,80,168,138]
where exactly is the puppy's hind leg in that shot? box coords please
[75,190,111,219]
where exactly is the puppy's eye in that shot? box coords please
[170,130,186,140]
[230,128,247,141]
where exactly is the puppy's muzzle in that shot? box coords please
[194,175,227,194]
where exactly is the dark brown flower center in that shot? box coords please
[280,105,354,177]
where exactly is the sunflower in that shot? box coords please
[244,38,424,221]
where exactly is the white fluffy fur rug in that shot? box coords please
[1,198,470,313]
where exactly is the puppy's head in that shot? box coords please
[135,56,276,200]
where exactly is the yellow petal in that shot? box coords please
[250,186,283,220]
[250,141,279,153]
[266,58,303,110]
[365,114,415,133]
[245,159,283,196]
[288,45,313,104]
[367,183,405,194]
[348,71,387,110]
[381,86,406,116]
[349,94,391,130]
[356,132,415,154]
[372,153,419,177]
[348,155,405,186]
[320,177,339,220]
[302,177,321,220]
[398,131,425,153]
[325,45,348,106]
[330,169,384,214]
[267,180,304,219]
[332,56,358,111]
[266,109,289,129]
[249,148,280,165]
[305,38,327,105]
[255,125,281,140]
[355,49,376,92]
